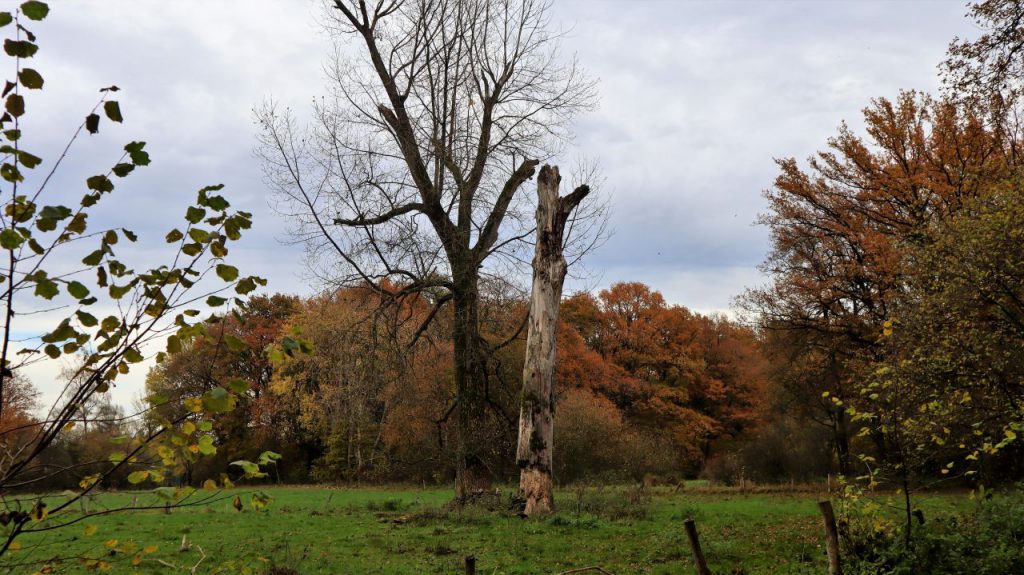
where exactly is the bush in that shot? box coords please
[841,487,1024,575]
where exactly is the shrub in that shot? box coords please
[840,486,1024,575]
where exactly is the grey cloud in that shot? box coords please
[20,0,970,404]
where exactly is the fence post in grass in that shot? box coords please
[464,555,476,575]
[684,518,712,575]
[818,500,842,575]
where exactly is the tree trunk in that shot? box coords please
[452,271,493,502]
[516,165,590,516]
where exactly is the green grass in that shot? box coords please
[4,485,965,574]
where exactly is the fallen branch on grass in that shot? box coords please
[555,567,617,575]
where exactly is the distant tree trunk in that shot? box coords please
[517,165,590,516]
[452,270,494,501]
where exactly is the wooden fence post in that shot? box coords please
[684,518,712,575]
[818,500,842,575]
[464,555,476,575]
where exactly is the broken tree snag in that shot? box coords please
[516,165,591,517]
[818,500,843,575]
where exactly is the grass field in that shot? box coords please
[4,485,965,574]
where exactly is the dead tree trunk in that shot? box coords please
[516,165,590,516]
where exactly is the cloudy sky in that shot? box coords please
[17,0,969,406]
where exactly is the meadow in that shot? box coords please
[7,485,966,574]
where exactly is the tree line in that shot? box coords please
[3,280,765,490]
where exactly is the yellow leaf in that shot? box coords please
[83,524,97,536]
[202,479,217,491]
[143,545,159,554]
[8,541,21,550]
[30,500,48,523]
[104,539,118,549]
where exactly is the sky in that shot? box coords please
[13,0,970,408]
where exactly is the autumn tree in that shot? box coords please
[145,295,309,482]
[875,177,1024,481]
[256,0,595,499]
[742,91,1018,475]
[558,283,769,475]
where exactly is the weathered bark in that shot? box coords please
[452,270,493,501]
[818,500,843,575]
[516,165,590,516]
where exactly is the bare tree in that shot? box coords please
[944,0,1024,99]
[256,0,596,500]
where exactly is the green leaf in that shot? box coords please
[165,334,181,354]
[67,281,89,299]
[39,204,71,220]
[124,141,150,166]
[0,228,23,249]
[17,67,42,89]
[100,316,120,332]
[235,276,257,295]
[82,249,104,266]
[121,348,143,366]
[43,344,60,359]
[5,94,24,118]
[17,150,41,168]
[165,229,183,243]
[1,162,23,183]
[20,1,49,21]
[187,227,209,243]
[34,276,58,299]
[126,470,150,485]
[209,240,227,258]
[185,206,205,224]
[103,100,122,123]
[109,281,135,300]
[67,213,87,234]
[29,500,47,523]
[3,39,38,58]
[257,451,282,465]
[197,435,216,456]
[229,460,265,478]
[85,113,99,134]
[201,387,236,414]
[198,420,213,432]
[215,264,238,282]
[86,175,113,193]
[0,12,12,27]
[111,163,134,177]
[76,310,98,327]
[228,379,249,394]
[206,295,227,306]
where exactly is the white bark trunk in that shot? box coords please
[516,165,590,516]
